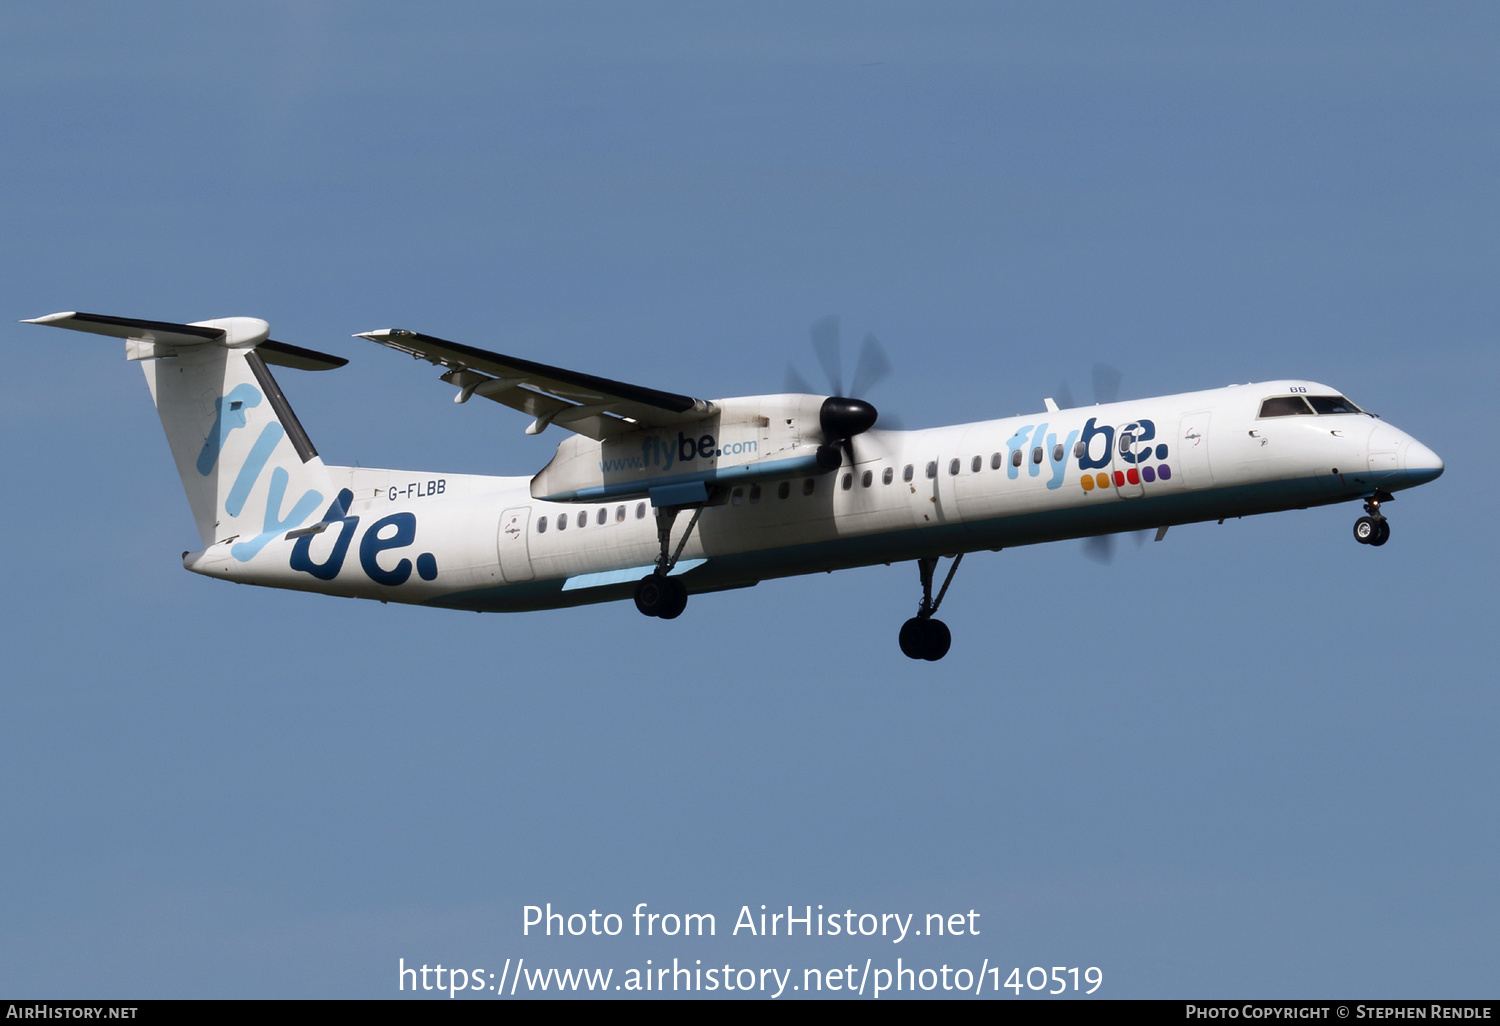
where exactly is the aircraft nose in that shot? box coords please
[1403,439,1444,485]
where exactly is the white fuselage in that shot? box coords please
[183,379,1442,612]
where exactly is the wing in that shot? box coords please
[356,328,715,439]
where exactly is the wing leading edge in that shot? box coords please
[356,328,715,439]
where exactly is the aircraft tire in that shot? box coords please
[1370,519,1390,546]
[899,617,952,661]
[921,618,952,661]
[1353,516,1378,544]
[899,617,926,659]
[634,574,666,617]
[658,577,689,620]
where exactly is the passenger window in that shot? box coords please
[1032,446,1043,464]
[1052,443,1064,462]
[882,467,894,485]
[557,513,567,531]
[749,484,761,503]
[1258,396,1314,417]
[926,461,938,479]
[1011,449,1022,468]
[731,487,744,505]
[862,470,873,487]
[577,511,588,528]
[1074,439,1086,458]
[971,455,982,473]
[991,452,1002,470]
[841,473,852,490]
[778,481,790,499]
[537,516,548,534]
[615,505,625,523]
[597,507,607,525]
[948,458,960,476]
[903,464,914,482]
[803,478,815,496]
[636,502,647,519]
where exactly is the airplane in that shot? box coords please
[25,310,1444,661]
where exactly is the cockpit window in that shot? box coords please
[1258,396,1314,418]
[1306,395,1363,415]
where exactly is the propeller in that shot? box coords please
[785,315,896,470]
[1053,363,1146,564]
[1081,529,1150,565]
[1053,362,1123,410]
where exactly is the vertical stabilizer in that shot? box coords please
[25,312,343,558]
[142,344,335,555]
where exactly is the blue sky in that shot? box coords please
[2,3,1496,998]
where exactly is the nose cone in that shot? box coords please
[1403,439,1444,486]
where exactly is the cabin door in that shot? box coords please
[1179,413,1213,487]
[497,506,535,582]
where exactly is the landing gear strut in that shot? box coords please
[899,554,962,661]
[634,504,703,618]
[1353,493,1391,547]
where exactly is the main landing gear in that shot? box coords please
[899,554,962,661]
[1352,493,1392,547]
[634,504,704,619]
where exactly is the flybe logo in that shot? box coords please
[599,432,759,474]
[197,385,324,563]
[1000,417,1173,492]
[289,490,439,586]
[1075,418,1173,492]
[198,386,439,585]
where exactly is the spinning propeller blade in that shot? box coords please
[849,332,893,398]
[1092,363,1123,405]
[810,315,844,397]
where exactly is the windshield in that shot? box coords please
[1306,395,1364,415]
[1258,396,1313,417]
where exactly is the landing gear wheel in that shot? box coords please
[899,617,925,658]
[658,577,688,619]
[635,574,666,617]
[634,575,688,618]
[1353,516,1379,545]
[920,618,951,661]
[899,617,952,661]
[1370,518,1390,547]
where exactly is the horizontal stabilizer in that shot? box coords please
[258,340,348,371]
[24,311,225,347]
[24,312,346,371]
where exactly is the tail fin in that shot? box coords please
[25,312,346,558]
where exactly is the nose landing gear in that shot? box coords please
[899,554,962,661]
[1353,493,1391,547]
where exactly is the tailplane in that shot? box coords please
[25,312,346,556]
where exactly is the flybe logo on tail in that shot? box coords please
[196,384,262,476]
[290,489,439,586]
[196,384,324,562]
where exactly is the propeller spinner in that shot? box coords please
[787,315,893,471]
